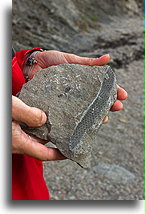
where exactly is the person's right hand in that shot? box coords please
[12,96,67,161]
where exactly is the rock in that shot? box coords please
[92,163,136,184]
[18,64,117,168]
[12,0,143,52]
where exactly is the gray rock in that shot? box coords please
[92,163,136,184]
[18,64,117,168]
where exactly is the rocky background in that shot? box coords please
[12,0,144,200]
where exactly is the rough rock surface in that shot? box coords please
[18,64,117,168]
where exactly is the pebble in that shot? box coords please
[92,163,136,184]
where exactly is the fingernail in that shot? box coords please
[102,54,110,57]
[41,112,47,124]
[98,54,110,59]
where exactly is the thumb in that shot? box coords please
[12,96,47,127]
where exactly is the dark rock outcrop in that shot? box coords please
[12,0,143,68]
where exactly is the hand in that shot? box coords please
[27,50,128,123]
[103,85,128,123]
[12,95,66,161]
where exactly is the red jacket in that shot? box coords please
[12,48,50,200]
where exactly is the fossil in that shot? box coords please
[18,64,117,168]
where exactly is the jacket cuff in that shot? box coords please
[16,48,43,70]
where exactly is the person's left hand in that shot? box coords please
[26,50,128,123]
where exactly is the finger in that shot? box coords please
[12,96,47,127]
[110,100,123,112]
[64,53,110,66]
[12,123,66,161]
[31,136,49,145]
[23,139,67,161]
[103,116,108,124]
[117,85,128,100]
[42,147,67,161]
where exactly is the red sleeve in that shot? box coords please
[12,154,50,200]
[16,48,40,69]
[12,49,50,200]
[12,48,41,95]
[16,48,41,70]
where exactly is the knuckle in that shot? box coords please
[30,107,46,126]
[12,123,24,154]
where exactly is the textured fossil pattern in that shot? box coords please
[18,64,117,168]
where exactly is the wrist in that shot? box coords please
[22,49,44,82]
